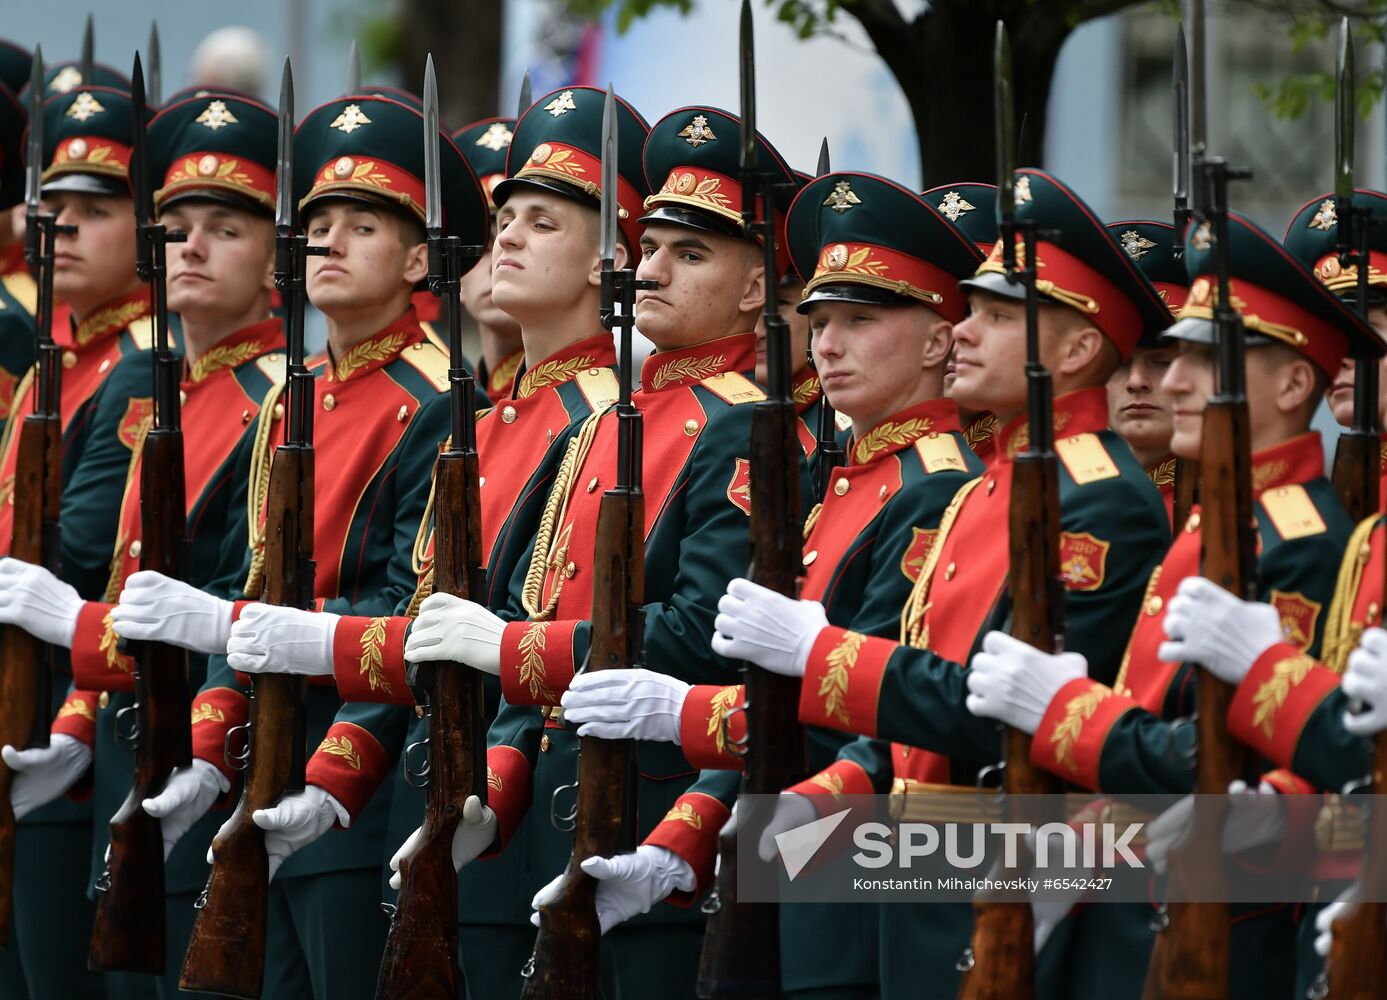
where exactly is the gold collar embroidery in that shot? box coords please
[189,339,263,383]
[852,417,933,465]
[517,355,596,399]
[75,298,149,346]
[648,353,726,391]
[333,331,408,381]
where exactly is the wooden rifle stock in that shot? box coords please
[1141,400,1252,1000]
[180,446,312,999]
[697,399,806,999]
[1331,428,1380,524]
[520,487,643,1000]
[1173,457,1198,532]
[1324,728,1387,998]
[0,412,60,944]
[375,450,488,1000]
[88,428,192,972]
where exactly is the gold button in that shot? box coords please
[479,477,486,487]
[684,419,699,436]
[98,359,110,373]
[588,368,600,375]
[241,409,251,424]
[879,485,888,501]
[834,477,850,496]
[129,540,142,558]
[804,550,818,566]
[397,405,409,422]
[415,705,425,718]
[62,350,77,369]
[986,479,996,495]
[273,403,284,421]
[179,390,188,406]
[323,393,336,411]
[413,342,425,351]
[1369,602,1381,624]
[540,734,551,752]
[1186,512,1201,534]
[546,429,554,443]
[944,562,956,580]
[900,745,911,758]
[564,562,576,579]
[587,477,599,493]
[98,692,110,710]
[1361,541,1373,561]
[1146,595,1164,616]
[502,405,517,423]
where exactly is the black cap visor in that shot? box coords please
[797,281,913,314]
[638,203,746,241]
[42,172,128,197]
[1160,315,1275,349]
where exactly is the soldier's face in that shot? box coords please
[42,191,139,314]
[490,191,603,325]
[1327,307,1387,426]
[303,202,428,315]
[754,278,810,385]
[636,223,765,349]
[1107,346,1177,463]
[1161,341,1214,459]
[949,291,1029,417]
[460,232,519,335]
[808,299,949,429]
[161,201,275,323]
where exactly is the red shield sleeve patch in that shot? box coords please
[899,527,939,583]
[117,397,154,450]
[1059,532,1111,592]
[1269,590,1322,651]
[726,457,752,515]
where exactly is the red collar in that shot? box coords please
[72,288,151,347]
[325,307,423,383]
[184,317,286,385]
[640,333,757,393]
[486,347,525,398]
[515,333,618,399]
[1251,432,1324,495]
[849,397,962,466]
[996,387,1111,461]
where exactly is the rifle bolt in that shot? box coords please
[62,350,77,369]
[323,394,336,411]
[129,540,142,558]
[1145,596,1163,616]
[501,405,516,423]
[834,477,849,496]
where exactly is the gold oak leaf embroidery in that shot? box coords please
[792,376,820,407]
[335,332,407,380]
[1252,460,1289,494]
[487,767,504,792]
[319,734,363,771]
[100,612,132,674]
[59,698,95,721]
[517,356,594,398]
[517,622,557,703]
[189,340,261,382]
[359,617,393,695]
[663,802,703,829]
[650,354,726,391]
[819,631,866,727]
[707,685,742,754]
[1251,655,1316,739]
[1050,686,1110,773]
[853,417,932,465]
[190,702,226,725]
[809,771,846,799]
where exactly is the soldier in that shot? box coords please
[453,116,525,401]
[1105,220,1190,523]
[966,212,1381,997]
[553,169,988,997]
[107,93,488,999]
[401,104,808,995]
[0,80,35,435]
[226,84,651,999]
[710,169,1173,998]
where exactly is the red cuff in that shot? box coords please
[499,620,579,705]
[230,600,254,623]
[1228,644,1340,769]
[332,615,413,705]
[797,627,892,737]
[51,690,99,745]
[643,791,731,904]
[69,602,135,692]
[788,759,874,815]
[303,722,389,823]
[483,745,533,853]
[1031,679,1138,791]
[191,687,250,784]
[679,685,747,772]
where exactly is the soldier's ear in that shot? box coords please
[919,314,952,370]
[736,263,766,318]
[401,240,430,285]
[588,241,630,288]
[1273,355,1319,419]
[1052,324,1106,378]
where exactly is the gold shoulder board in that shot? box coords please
[914,433,968,474]
[2,272,37,315]
[1261,484,1327,540]
[835,410,853,432]
[1055,433,1119,485]
[127,316,155,350]
[399,339,450,393]
[255,352,287,385]
[419,320,448,355]
[575,367,620,411]
[700,371,765,405]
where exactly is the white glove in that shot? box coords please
[529,845,694,935]
[141,759,228,859]
[1158,577,1284,685]
[716,792,817,864]
[403,593,504,675]
[965,631,1088,735]
[1342,627,1387,736]
[389,794,496,889]
[1029,827,1087,953]
[208,785,347,881]
[111,571,234,656]
[1146,779,1285,875]
[1314,888,1358,958]
[227,605,339,677]
[2,735,92,819]
[560,669,692,743]
[710,578,828,678]
[0,558,82,648]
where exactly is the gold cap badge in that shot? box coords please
[49,66,83,94]
[937,190,975,222]
[544,91,577,117]
[65,92,105,122]
[823,180,861,214]
[1119,230,1157,260]
[1014,176,1033,204]
[476,122,513,151]
[679,115,716,148]
[196,100,239,131]
[329,104,372,134]
[1309,199,1338,232]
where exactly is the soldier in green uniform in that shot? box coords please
[553,169,989,998]
[228,84,652,1000]
[401,104,810,997]
[107,93,488,999]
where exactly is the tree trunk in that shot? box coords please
[397,0,503,131]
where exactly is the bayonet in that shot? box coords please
[1335,19,1355,223]
[147,22,161,107]
[423,55,442,235]
[516,70,532,120]
[80,15,93,88]
[738,0,758,232]
[816,137,830,177]
[995,22,1016,268]
[1173,23,1190,257]
[130,54,151,267]
[346,40,361,95]
[599,87,617,267]
[275,59,294,234]
[24,49,42,223]
[1188,0,1206,159]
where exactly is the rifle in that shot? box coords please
[809,136,844,501]
[1142,8,1254,992]
[519,84,648,1000]
[86,52,191,975]
[956,23,1064,1000]
[180,58,321,999]
[1171,24,1198,528]
[696,4,807,996]
[0,46,66,947]
[374,55,487,1000]
[1328,20,1381,522]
